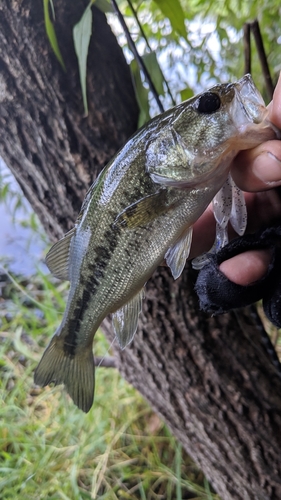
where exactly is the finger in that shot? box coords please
[231,141,281,191]
[268,72,281,129]
[231,72,281,192]
[219,249,272,285]
[190,189,281,259]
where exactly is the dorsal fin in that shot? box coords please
[45,228,76,281]
[112,288,145,349]
[165,226,193,279]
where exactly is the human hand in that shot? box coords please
[190,72,281,286]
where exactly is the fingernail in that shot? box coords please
[252,152,281,186]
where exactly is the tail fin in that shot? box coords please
[34,336,95,413]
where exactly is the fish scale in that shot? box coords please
[34,74,278,412]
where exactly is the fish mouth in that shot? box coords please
[233,74,281,136]
[232,73,280,141]
[233,74,267,125]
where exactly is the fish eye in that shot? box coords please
[197,92,221,114]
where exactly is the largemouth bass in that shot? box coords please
[34,74,277,412]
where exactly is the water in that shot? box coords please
[0,160,47,276]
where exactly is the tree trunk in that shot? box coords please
[1,2,281,499]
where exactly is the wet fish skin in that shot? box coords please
[34,75,277,412]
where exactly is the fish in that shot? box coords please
[34,74,278,412]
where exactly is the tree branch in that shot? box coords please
[243,22,251,75]
[127,0,176,106]
[250,19,274,100]
[95,356,116,368]
[111,0,164,113]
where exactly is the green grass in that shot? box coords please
[0,270,219,500]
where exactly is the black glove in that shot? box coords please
[195,225,281,328]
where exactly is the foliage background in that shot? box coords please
[108,0,281,119]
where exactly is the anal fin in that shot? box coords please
[112,288,145,349]
[165,226,193,279]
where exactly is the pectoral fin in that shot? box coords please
[165,226,193,279]
[45,228,76,280]
[112,288,145,349]
[114,190,171,229]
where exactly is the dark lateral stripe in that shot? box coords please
[63,224,121,355]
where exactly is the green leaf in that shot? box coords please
[49,0,55,18]
[43,0,66,70]
[14,327,37,362]
[152,0,187,39]
[92,0,114,13]
[142,52,165,96]
[0,182,9,201]
[180,87,194,101]
[130,59,150,128]
[73,4,93,116]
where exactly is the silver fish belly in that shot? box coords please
[34,74,278,412]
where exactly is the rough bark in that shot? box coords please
[105,271,281,500]
[0,0,138,239]
[1,2,281,499]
